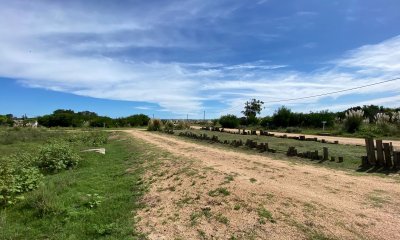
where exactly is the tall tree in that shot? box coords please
[241,99,264,125]
[242,99,264,118]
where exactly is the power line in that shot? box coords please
[267,77,400,103]
[215,77,400,114]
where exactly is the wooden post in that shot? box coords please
[383,143,392,168]
[330,156,335,162]
[365,138,376,165]
[376,140,384,166]
[338,157,344,163]
[393,151,400,169]
[323,147,328,161]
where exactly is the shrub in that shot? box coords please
[67,131,108,147]
[163,120,174,131]
[37,142,80,173]
[147,119,163,131]
[175,121,190,130]
[0,153,43,206]
[344,109,364,133]
[219,115,239,128]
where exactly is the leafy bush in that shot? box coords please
[147,119,163,131]
[344,109,364,133]
[67,131,108,147]
[0,153,43,206]
[219,114,239,128]
[37,142,80,173]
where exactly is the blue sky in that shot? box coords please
[0,0,400,118]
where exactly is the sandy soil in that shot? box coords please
[191,126,400,149]
[126,129,400,240]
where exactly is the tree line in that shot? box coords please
[218,99,400,131]
[36,109,150,128]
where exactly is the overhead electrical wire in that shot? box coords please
[210,77,400,115]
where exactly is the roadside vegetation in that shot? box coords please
[213,102,400,139]
[0,128,147,239]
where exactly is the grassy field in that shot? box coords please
[0,128,153,239]
[172,129,371,172]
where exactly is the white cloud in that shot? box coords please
[0,1,399,118]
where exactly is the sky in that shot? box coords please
[0,0,400,119]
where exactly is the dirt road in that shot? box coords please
[191,126,400,149]
[126,129,400,240]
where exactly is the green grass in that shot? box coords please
[173,129,367,171]
[208,187,230,197]
[257,207,275,224]
[0,130,149,239]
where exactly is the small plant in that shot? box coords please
[257,207,275,224]
[93,223,117,236]
[249,178,257,183]
[215,213,229,224]
[37,142,80,173]
[85,193,104,208]
[208,187,230,197]
[147,119,163,131]
[233,204,241,210]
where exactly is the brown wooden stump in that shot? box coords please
[338,157,344,163]
[383,143,392,168]
[365,138,376,165]
[334,140,339,144]
[376,140,384,166]
[361,156,369,167]
[330,156,335,162]
[323,147,329,161]
[299,135,305,141]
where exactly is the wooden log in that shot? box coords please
[323,147,329,161]
[375,140,384,166]
[383,143,392,168]
[299,135,305,141]
[338,156,344,163]
[330,156,335,162]
[333,140,339,144]
[321,139,326,143]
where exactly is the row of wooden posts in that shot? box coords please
[363,139,400,168]
[178,131,278,152]
[178,131,344,162]
[201,127,339,145]
[286,146,343,163]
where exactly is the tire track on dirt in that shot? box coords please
[126,129,400,240]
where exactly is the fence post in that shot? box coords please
[323,147,329,161]
[383,143,392,168]
[376,140,384,166]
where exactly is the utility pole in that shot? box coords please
[187,114,188,122]
[203,110,205,122]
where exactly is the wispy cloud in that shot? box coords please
[0,1,399,118]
